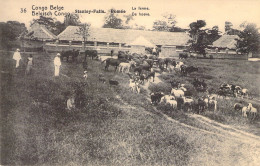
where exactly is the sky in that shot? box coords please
[1,0,260,32]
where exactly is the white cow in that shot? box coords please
[160,95,175,103]
[248,103,257,119]
[204,97,217,111]
[171,88,184,98]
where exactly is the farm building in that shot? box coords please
[44,26,191,56]
[25,23,57,41]
[21,23,57,52]
[127,36,155,54]
[205,35,248,59]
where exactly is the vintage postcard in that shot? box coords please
[1,0,260,165]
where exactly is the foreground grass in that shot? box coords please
[1,52,193,165]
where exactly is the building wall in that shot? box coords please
[44,43,130,54]
[160,46,178,58]
[130,45,145,54]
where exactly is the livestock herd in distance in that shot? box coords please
[60,49,258,120]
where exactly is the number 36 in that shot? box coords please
[21,8,27,13]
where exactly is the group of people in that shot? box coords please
[13,49,63,77]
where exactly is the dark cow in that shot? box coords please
[181,65,198,76]
[144,59,154,68]
[85,50,98,60]
[197,97,207,114]
[150,92,164,104]
[109,80,119,86]
[142,70,155,82]
[234,102,244,111]
[192,78,207,92]
[61,50,80,62]
[133,64,152,75]
[170,80,180,89]
[102,58,121,71]
[179,53,188,59]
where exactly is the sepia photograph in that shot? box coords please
[1,0,260,165]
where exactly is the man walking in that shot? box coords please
[54,53,61,76]
[13,48,21,68]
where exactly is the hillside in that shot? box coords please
[1,51,260,165]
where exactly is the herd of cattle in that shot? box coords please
[61,50,258,119]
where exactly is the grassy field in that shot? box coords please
[1,51,260,165]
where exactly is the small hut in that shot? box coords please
[128,36,155,54]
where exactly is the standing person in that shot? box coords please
[54,53,61,76]
[13,48,21,68]
[111,49,114,57]
[25,54,33,75]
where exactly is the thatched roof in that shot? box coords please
[58,26,191,46]
[212,35,239,49]
[26,23,57,41]
[128,36,155,47]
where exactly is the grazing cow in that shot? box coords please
[144,70,155,82]
[170,80,180,89]
[248,103,257,119]
[171,88,185,98]
[197,97,207,114]
[240,89,249,98]
[204,97,217,111]
[61,50,80,62]
[85,50,98,60]
[175,61,184,69]
[182,96,194,112]
[234,102,244,112]
[109,80,119,86]
[150,92,164,104]
[179,53,188,59]
[192,78,207,92]
[176,97,184,110]
[242,106,249,117]
[160,95,176,103]
[129,79,140,93]
[165,99,177,109]
[181,65,198,76]
[118,62,134,73]
[102,58,121,71]
[118,53,129,60]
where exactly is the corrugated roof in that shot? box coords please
[58,26,191,46]
[212,35,239,49]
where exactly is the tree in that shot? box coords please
[31,16,66,35]
[207,26,221,44]
[225,21,240,35]
[153,13,177,31]
[0,21,27,50]
[103,9,123,29]
[76,23,91,50]
[188,20,207,54]
[236,23,260,54]
[225,21,233,32]
[64,13,81,27]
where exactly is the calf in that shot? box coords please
[109,80,119,86]
[150,92,164,105]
